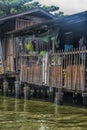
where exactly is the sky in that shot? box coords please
[34,0,87,15]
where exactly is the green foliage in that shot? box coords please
[55,11,64,17]
[0,0,63,17]
[0,0,33,16]
[25,42,33,52]
[42,5,59,12]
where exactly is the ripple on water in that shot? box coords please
[0,97,87,130]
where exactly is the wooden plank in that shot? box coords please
[76,65,80,90]
[79,65,85,91]
[49,65,62,88]
[35,65,41,84]
[46,65,50,86]
[0,56,4,74]
[5,37,14,72]
[72,65,77,90]
[64,65,72,89]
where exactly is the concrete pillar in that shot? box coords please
[55,92,63,105]
[3,80,8,97]
[15,81,21,98]
[30,89,34,99]
[49,87,54,102]
[36,89,39,99]
[24,84,30,100]
[82,93,87,106]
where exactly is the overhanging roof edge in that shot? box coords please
[0,8,56,23]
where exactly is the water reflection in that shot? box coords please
[0,97,87,130]
[3,97,8,111]
[39,122,46,130]
[15,98,19,111]
[55,104,58,115]
[24,99,27,112]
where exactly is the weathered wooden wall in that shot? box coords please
[16,16,48,30]
[64,65,85,91]
[1,36,15,73]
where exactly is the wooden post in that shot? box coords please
[82,93,87,106]
[3,79,8,97]
[51,37,55,54]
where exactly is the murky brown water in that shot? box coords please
[0,96,87,130]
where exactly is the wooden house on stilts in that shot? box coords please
[0,8,87,105]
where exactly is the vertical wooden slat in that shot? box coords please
[73,48,77,90]
[76,48,79,90]
[61,50,63,87]
[19,49,86,92]
[80,65,85,91]
[28,67,30,82]
[22,65,24,81]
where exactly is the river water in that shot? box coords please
[0,96,87,130]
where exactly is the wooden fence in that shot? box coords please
[20,48,87,92]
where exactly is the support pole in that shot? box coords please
[15,81,21,98]
[51,38,55,54]
[44,88,48,99]
[24,84,30,100]
[55,89,63,105]
[3,79,8,97]
[38,89,41,99]
[82,93,87,106]
[49,87,54,102]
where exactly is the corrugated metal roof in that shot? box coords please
[55,11,87,25]
[52,11,87,35]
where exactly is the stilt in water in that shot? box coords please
[82,93,87,106]
[3,79,8,97]
[49,87,54,102]
[42,89,45,99]
[33,88,37,98]
[1,83,3,95]
[38,89,41,99]
[24,84,30,100]
[55,88,63,105]
[15,81,21,98]
[44,88,48,99]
